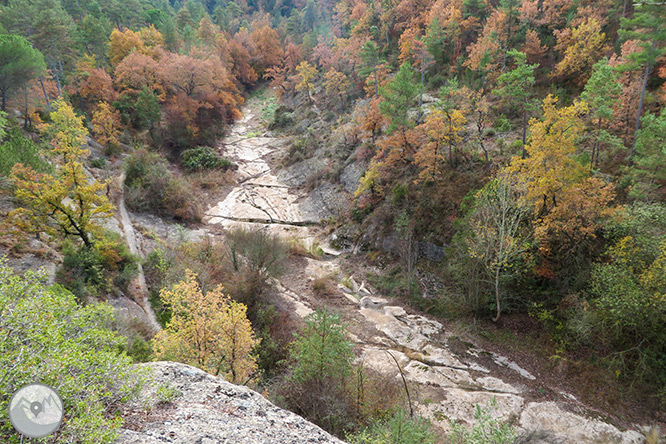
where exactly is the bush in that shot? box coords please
[124,148,168,189]
[285,135,317,165]
[125,335,153,362]
[58,232,138,300]
[348,409,435,444]
[392,183,409,206]
[0,127,47,176]
[227,227,288,280]
[162,175,202,221]
[493,115,512,133]
[269,105,295,130]
[181,146,232,172]
[89,157,107,169]
[124,149,202,222]
[0,260,144,443]
[510,140,523,153]
[312,276,334,296]
[587,237,666,396]
[446,399,516,444]
[281,308,355,434]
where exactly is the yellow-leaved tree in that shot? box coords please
[295,61,317,103]
[91,101,122,148]
[9,98,113,248]
[507,95,588,217]
[153,271,259,384]
[507,95,616,280]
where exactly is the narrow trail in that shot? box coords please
[203,96,644,443]
[118,171,161,335]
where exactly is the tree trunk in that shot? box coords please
[521,105,527,159]
[373,66,378,99]
[478,117,489,163]
[492,266,501,322]
[631,60,651,159]
[593,117,602,167]
[39,77,51,110]
[480,140,489,164]
[448,138,453,167]
[416,68,425,124]
[24,88,29,130]
[53,70,62,97]
[1,87,6,112]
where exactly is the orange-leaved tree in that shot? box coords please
[414,107,465,183]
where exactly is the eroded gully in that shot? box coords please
[199,98,644,443]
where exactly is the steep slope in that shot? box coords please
[118,362,344,444]
[195,95,647,443]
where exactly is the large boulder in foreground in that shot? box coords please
[117,362,345,444]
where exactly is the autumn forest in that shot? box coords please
[0,0,665,442]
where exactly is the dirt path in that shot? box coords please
[118,171,160,335]
[204,95,645,443]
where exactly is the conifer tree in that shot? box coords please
[618,1,666,157]
[0,34,46,110]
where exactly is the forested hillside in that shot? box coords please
[0,0,665,442]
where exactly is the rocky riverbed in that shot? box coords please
[190,96,647,443]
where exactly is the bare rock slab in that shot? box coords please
[519,402,643,444]
[117,362,345,444]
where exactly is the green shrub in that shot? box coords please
[269,105,294,130]
[447,399,516,444]
[261,100,277,124]
[280,308,357,435]
[181,146,231,172]
[576,203,666,400]
[125,335,153,362]
[483,127,497,137]
[348,409,435,444]
[493,115,512,133]
[90,157,107,169]
[0,127,47,176]
[124,149,201,221]
[510,139,523,153]
[285,135,316,165]
[227,227,288,279]
[392,183,409,206]
[124,148,168,189]
[0,259,144,443]
[58,232,139,300]
[587,237,666,394]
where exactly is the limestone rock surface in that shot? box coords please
[117,362,345,444]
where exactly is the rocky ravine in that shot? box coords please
[121,96,648,443]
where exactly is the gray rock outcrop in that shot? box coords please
[117,362,345,444]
